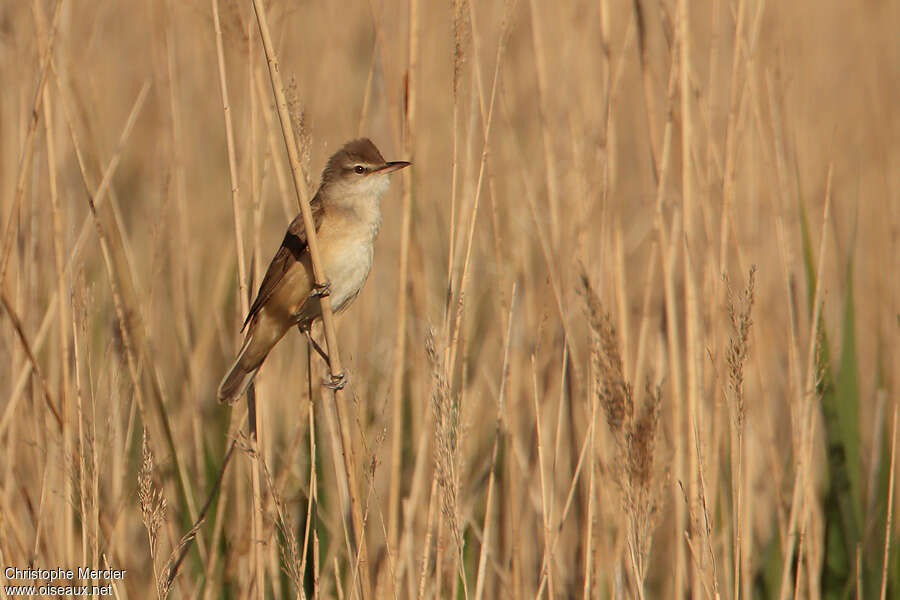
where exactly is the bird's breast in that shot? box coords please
[320,225,375,314]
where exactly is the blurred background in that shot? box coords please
[0,0,897,597]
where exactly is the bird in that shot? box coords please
[217,138,410,404]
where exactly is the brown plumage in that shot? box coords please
[217,138,409,404]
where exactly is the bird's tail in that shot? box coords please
[217,335,259,405]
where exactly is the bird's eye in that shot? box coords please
[354,165,366,174]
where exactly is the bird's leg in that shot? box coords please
[300,325,347,390]
[302,326,331,366]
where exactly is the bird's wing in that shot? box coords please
[241,196,324,331]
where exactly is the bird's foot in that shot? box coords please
[310,280,332,298]
[322,370,346,390]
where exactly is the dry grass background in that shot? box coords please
[0,0,898,598]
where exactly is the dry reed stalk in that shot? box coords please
[68,292,89,570]
[880,403,898,600]
[434,442,447,597]
[314,506,321,600]
[211,0,265,595]
[250,2,372,597]
[162,0,194,361]
[139,428,170,600]
[580,272,663,598]
[703,0,722,189]
[387,0,419,574]
[647,31,684,595]
[211,0,249,321]
[348,443,383,598]
[519,139,570,361]
[582,390,597,600]
[718,0,748,277]
[601,8,637,226]
[167,411,248,592]
[445,0,512,379]
[248,20,265,374]
[0,200,90,434]
[425,329,466,596]
[417,477,439,599]
[361,0,403,146]
[549,345,569,557]
[631,0,661,182]
[631,242,659,388]
[473,283,516,600]
[868,392,889,528]
[0,532,9,598]
[26,371,51,569]
[0,0,61,286]
[0,293,61,429]
[0,29,68,440]
[254,69,294,221]
[710,10,767,592]
[725,265,757,599]
[36,18,75,568]
[252,28,273,600]
[249,437,305,598]
[317,381,357,589]
[772,216,803,578]
[768,87,807,591]
[68,83,151,419]
[57,67,208,562]
[199,457,232,600]
[266,394,309,497]
[770,110,810,600]
[613,228,631,377]
[0,492,26,564]
[675,2,700,596]
[394,411,432,590]
[464,0,487,129]
[356,51,376,137]
[531,353,555,598]
[445,0,468,319]
[333,555,345,600]
[692,417,720,598]
[506,26,596,386]
[683,235,707,596]
[453,59,479,296]
[249,420,267,600]
[716,9,752,595]
[795,174,832,594]
[526,0,559,251]
[298,391,319,599]
[532,365,612,597]
[777,166,832,600]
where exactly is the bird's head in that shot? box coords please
[320,138,410,202]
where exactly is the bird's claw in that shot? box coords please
[322,370,346,390]
[311,281,332,298]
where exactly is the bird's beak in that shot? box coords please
[372,161,411,175]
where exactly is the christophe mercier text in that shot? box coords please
[4,566,126,581]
